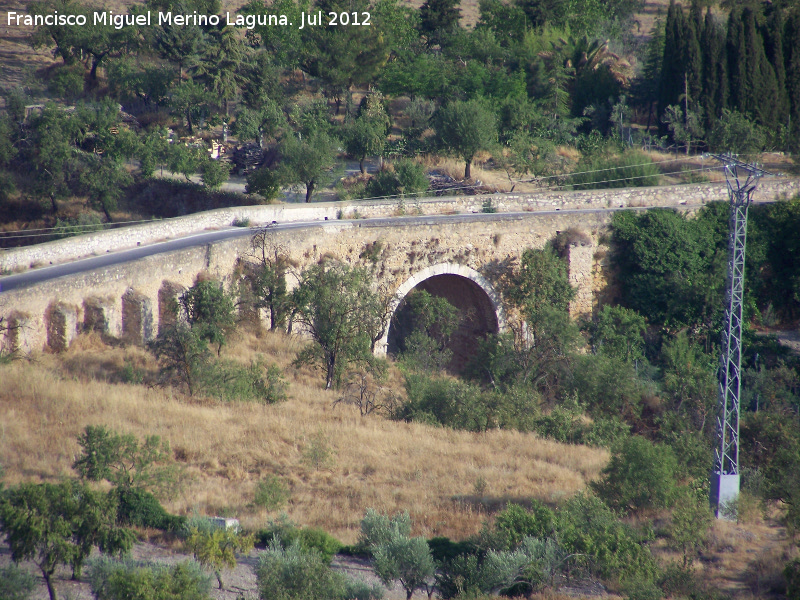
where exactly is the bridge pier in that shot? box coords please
[122,288,155,345]
[83,296,121,337]
[565,242,595,320]
[2,311,32,355]
[158,281,185,335]
[46,302,80,352]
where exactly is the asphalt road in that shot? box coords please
[0,204,707,294]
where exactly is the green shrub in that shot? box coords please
[571,150,659,190]
[52,214,104,239]
[0,564,36,600]
[400,373,489,432]
[427,536,475,564]
[532,401,585,444]
[48,64,85,99]
[256,540,379,600]
[364,160,428,199]
[568,353,647,421]
[88,557,211,600]
[557,493,658,582]
[493,502,556,550]
[584,416,630,448]
[786,558,800,600]
[199,359,288,403]
[592,436,679,512]
[201,159,230,190]
[256,517,342,564]
[624,579,664,600]
[254,475,290,511]
[358,509,411,551]
[115,487,185,531]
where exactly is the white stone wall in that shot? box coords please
[2,177,798,274]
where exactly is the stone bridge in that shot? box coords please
[2,177,799,362]
[0,211,607,362]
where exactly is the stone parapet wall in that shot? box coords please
[2,178,798,274]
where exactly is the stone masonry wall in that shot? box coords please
[2,178,798,274]
[1,212,609,352]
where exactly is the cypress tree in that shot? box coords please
[741,7,779,126]
[700,9,727,127]
[726,7,746,111]
[765,8,790,129]
[684,5,703,110]
[785,11,800,149]
[658,0,687,127]
[633,16,665,132]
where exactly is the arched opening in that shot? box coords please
[386,268,502,373]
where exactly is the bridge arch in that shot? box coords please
[377,263,506,371]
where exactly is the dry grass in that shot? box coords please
[0,331,608,544]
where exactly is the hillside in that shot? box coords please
[0,330,608,542]
[0,329,796,600]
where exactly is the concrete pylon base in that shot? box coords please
[710,472,740,520]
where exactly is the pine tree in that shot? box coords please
[419,0,461,36]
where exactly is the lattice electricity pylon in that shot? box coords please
[708,154,773,518]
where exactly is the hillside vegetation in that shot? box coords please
[0,331,608,543]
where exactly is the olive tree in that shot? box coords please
[185,526,255,590]
[433,99,497,179]
[0,481,133,600]
[277,132,338,202]
[292,261,385,389]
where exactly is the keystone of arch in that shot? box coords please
[375,262,506,356]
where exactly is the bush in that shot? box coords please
[557,493,658,582]
[707,109,766,156]
[592,436,679,512]
[88,557,211,600]
[255,540,379,600]
[492,502,556,550]
[400,373,489,432]
[257,518,342,564]
[571,150,660,190]
[358,509,411,551]
[0,564,36,600]
[199,359,288,403]
[115,487,185,531]
[786,558,800,600]
[254,475,290,511]
[48,64,84,99]
[372,531,435,600]
[201,159,230,190]
[246,167,281,202]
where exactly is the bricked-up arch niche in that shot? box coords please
[378,264,506,372]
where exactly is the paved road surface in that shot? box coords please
[0,203,709,294]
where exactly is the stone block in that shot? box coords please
[45,302,79,352]
[122,288,154,345]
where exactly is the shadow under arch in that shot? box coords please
[377,263,506,372]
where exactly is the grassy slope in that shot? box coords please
[0,330,607,543]
[0,330,794,598]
